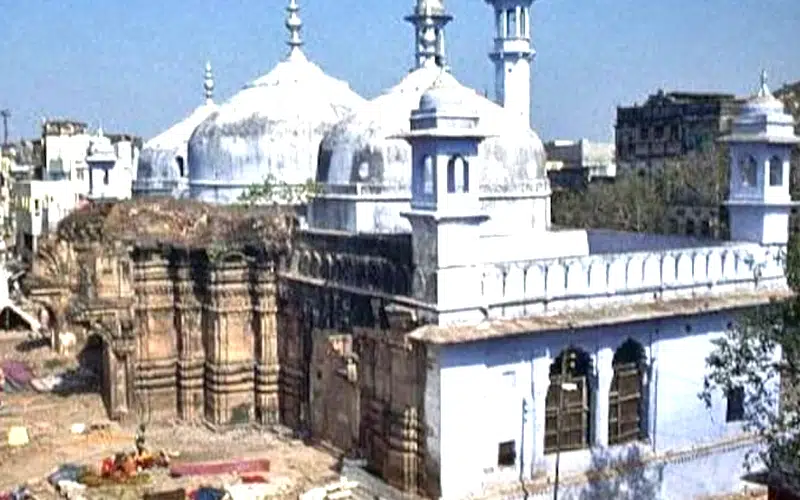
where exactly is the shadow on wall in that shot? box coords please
[569,446,664,500]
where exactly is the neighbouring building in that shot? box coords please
[13,123,139,260]
[134,62,218,198]
[615,89,743,172]
[545,139,616,190]
[21,2,798,500]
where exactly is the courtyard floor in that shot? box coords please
[0,333,340,499]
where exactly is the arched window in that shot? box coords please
[175,156,185,178]
[422,156,434,195]
[447,156,469,193]
[685,218,695,236]
[495,9,504,39]
[609,339,648,445]
[519,8,528,38]
[740,155,758,187]
[545,347,593,454]
[769,155,784,187]
[506,8,517,38]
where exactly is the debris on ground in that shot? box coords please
[300,477,360,500]
[169,458,270,478]
[6,425,29,446]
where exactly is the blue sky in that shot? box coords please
[1,0,798,142]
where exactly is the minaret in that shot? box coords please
[722,70,799,246]
[405,0,453,69]
[400,71,493,326]
[485,0,535,126]
[285,0,304,60]
[203,61,215,105]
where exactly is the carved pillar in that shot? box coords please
[253,263,279,425]
[175,256,204,422]
[386,406,421,493]
[594,347,614,448]
[133,251,178,421]
[204,259,255,428]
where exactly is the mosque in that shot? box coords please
[59,0,797,498]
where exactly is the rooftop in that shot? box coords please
[408,289,792,345]
[54,197,295,250]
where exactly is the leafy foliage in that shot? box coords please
[237,174,321,206]
[551,145,728,232]
[700,233,800,491]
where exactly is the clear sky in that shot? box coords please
[1,0,798,142]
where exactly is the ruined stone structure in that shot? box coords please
[25,198,294,428]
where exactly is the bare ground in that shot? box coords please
[0,334,340,499]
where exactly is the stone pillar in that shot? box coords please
[175,259,204,422]
[594,347,614,448]
[134,252,178,421]
[203,260,255,428]
[530,352,551,475]
[253,264,279,425]
[386,406,421,493]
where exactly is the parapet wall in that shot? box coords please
[477,242,785,318]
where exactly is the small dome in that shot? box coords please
[743,70,786,115]
[317,65,546,193]
[417,71,475,115]
[187,51,365,203]
[136,102,217,195]
[136,62,218,197]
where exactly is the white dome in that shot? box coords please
[135,102,217,195]
[187,50,366,203]
[317,65,546,194]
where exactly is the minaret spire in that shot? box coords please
[286,0,304,59]
[757,68,771,98]
[405,0,453,70]
[485,0,536,126]
[203,61,215,105]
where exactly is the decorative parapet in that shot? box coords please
[474,242,785,318]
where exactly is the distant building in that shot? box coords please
[13,121,140,260]
[615,90,743,172]
[545,139,616,190]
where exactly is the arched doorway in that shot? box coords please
[545,347,593,454]
[608,338,648,445]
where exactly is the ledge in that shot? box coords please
[408,289,793,345]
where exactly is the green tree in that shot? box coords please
[237,174,321,206]
[700,233,800,491]
[551,144,728,232]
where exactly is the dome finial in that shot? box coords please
[757,68,771,98]
[286,0,303,58]
[204,61,215,104]
[405,0,452,69]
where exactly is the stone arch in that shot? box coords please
[298,251,312,276]
[367,261,383,290]
[341,258,357,287]
[545,346,594,454]
[332,255,344,282]
[309,252,323,279]
[395,266,411,295]
[609,338,648,445]
[321,254,333,281]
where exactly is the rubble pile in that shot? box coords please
[54,198,296,251]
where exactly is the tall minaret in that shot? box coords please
[405,0,452,69]
[203,61,215,105]
[285,0,304,59]
[485,0,535,126]
[723,70,800,246]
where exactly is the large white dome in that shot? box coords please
[317,65,546,194]
[187,50,366,204]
